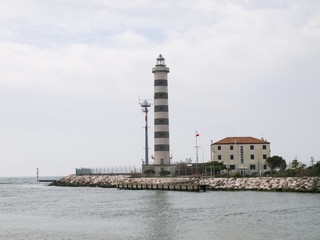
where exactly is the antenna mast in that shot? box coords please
[139,99,151,165]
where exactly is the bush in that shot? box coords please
[160,170,171,176]
[143,169,155,176]
[264,170,276,177]
[232,173,243,178]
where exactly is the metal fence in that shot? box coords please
[75,166,141,176]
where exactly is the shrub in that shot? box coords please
[232,173,243,178]
[143,169,155,176]
[160,170,171,176]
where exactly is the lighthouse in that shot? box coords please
[152,54,170,165]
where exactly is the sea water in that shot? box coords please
[0,177,319,240]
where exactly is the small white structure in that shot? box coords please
[210,137,270,176]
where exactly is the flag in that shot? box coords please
[196,132,199,137]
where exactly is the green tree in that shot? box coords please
[315,161,320,175]
[205,161,226,174]
[266,155,286,171]
[279,159,287,171]
[291,158,307,175]
[292,159,299,169]
[308,158,320,176]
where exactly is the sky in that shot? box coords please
[0,0,320,177]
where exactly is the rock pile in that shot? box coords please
[51,175,320,192]
[52,175,130,187]
[199,177,320,192]
[52,175,194,187]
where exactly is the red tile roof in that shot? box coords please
[212,137,270,145]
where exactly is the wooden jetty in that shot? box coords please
[117,183,208,192]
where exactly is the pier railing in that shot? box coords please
[75,166,141,176]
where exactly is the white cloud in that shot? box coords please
[0,0,320,176]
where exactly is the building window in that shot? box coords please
[263,145,266,150]
[230,155,234,160]
[264,164,267,170]
[218,155,221,160]
[251,154,254,160]
[230,165,235,170]
[160,159,164,165]
[240,146,244,164]
[230,146,233,150]
[250,145,254,150]
[250,164,256,170]
[263,154,267,159]
[218,146,221,150]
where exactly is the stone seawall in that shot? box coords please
[199,177,320,192]
[51,175,320,193]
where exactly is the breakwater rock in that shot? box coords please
[51,175,194,188]
[199,177,320,192]
[51,175,320,192]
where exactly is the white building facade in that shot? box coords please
[210,137,270,176]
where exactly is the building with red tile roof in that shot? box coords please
[210,137,270,176]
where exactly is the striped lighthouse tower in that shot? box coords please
[152,54,170,165]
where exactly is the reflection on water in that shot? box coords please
[144,191,176,240]
[0,178,320,240]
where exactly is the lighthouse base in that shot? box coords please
[142,164,177,176]
[142,163,207,176]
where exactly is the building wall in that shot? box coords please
[211,142,270,175]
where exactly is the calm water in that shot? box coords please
[0,177,319,240]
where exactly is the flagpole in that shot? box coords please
[195,131,199,174]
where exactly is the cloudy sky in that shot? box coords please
[0,0,319,177]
